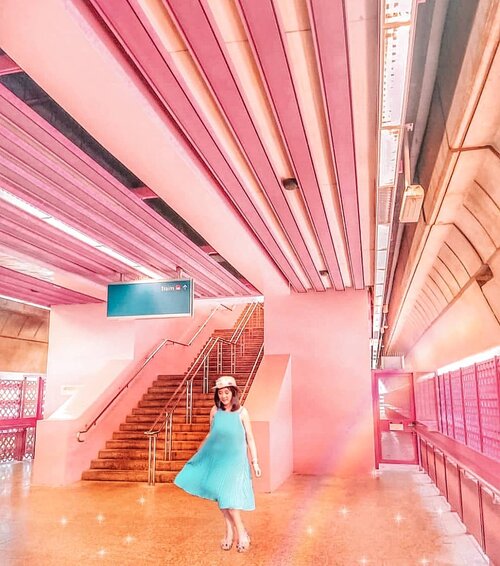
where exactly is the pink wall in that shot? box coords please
[264,290,374,476]
[245,354,293,492]
[32,299,245,485]
[405,283,500,372]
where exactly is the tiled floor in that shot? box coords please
[0,462,489,565]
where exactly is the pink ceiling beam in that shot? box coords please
[0,91,229,295]
[0,85,249,298]
[80,0,311,291]
[236,0,344,290]
[0,201,131,278]
[0,227,115,285]
[308,0,364,290]
[0,265,103,306]
[0,54,21,76]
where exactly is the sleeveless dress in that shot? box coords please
[174,408,255,510]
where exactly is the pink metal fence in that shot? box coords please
[414,356,500,463]
[0,376,45,463]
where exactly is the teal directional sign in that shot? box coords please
[107,279,193,319]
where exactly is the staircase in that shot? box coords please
[82,304,264,483]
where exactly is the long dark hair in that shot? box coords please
[214,386,241,412]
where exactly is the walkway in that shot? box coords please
[0,462,488,565]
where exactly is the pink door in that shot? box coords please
[373,371,418,465]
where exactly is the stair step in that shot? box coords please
[98,449,195,460]
[125,414,208,424]
[112,431,206,441]
[81,469,177,482]
[131,407,211,417]
[89,459,185,471]
[106,439,200,450]
[119,423,209,433]
[138,399,213,408]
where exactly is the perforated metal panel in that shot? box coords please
[462,365,482,452]
[450,369,465,443]
[476,359,500,460]
[0,376,44,463]
[0,380,22,419]
[414,356,500,463]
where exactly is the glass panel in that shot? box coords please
[381,431,415,460]
[378,375,412,420]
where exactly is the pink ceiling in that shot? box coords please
[0,0,375,306]
[0,265,103,307]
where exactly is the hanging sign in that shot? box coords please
[107,279,193,319]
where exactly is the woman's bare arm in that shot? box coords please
[241,407,262,477]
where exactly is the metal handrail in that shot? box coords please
[241,342,264,404]
[76,304,230,442]
[145,301,263,484]
[416,431,500,499]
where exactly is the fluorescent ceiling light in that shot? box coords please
[95,245,140,268]
[0,188,164,280]
[0,293,50,310]
[0,188,48,219]
[134,265,165,279]
[376,250,388,269]
[378,129,400,186]
[45,217,101,247]
[381,26,411,126]
[377,224,390,248]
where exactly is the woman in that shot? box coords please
[174,375,261,552]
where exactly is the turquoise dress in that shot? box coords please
[174,408,255,510]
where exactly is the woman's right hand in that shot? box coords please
[252,461,262,478]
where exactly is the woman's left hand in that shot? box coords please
[253,462,262,478]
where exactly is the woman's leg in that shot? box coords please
[220,509,235,550]
[227,509,250,551]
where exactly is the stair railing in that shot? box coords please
[145,302,263,485]
[76,303,231,442]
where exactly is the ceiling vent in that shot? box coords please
[399,184,424,223]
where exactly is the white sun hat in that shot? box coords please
[212,375,238,389]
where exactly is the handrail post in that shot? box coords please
[186,380,193,423]
[217,341,222,374]
[203,355,209,394]
[164,411,173,461]
[231,343,236,374]
[147,434,157,486]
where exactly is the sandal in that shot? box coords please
[220,535,233,551]
[236,532,251,553]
